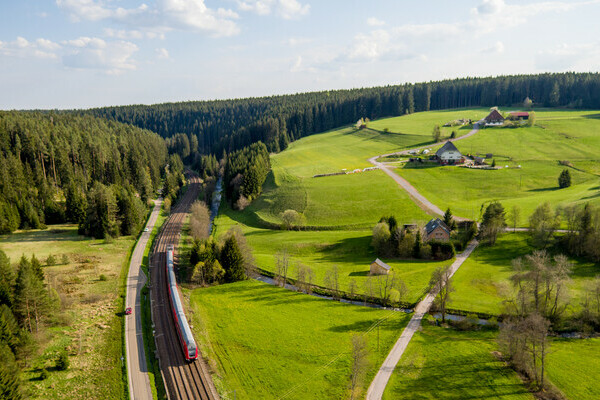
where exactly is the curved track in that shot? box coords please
[150,174,219,400]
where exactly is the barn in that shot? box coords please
[370,258,391,275]
[484,109,505,126]
[435,141,463,165]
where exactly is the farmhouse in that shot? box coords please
[370,258,391,275]
[484,109,505,126]
[435,141,463,165]
[424,218,451,242]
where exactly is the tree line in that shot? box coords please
[85,72,600,158]
[0,112,168,236]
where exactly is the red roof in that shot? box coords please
[509,112,530,117]
[485,109,504,122]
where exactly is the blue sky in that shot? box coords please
[1,0,600,109]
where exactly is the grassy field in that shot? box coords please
[214,207,448,304]
[395,109,600,223]
[189,280,411,400]
[451,232,600,315]
[368,108,488,139]
[546,337,600,400]
[382,323,533,400]
[0,224,134,400]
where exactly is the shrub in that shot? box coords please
[99,274,108,281]
[61,254,69,264]
[46,254,56,266]
[558,168,571,188]
[40,368,48,380]
[428,241,455,260]
[56,351,69,371]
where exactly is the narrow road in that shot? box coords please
[125,198,163,400]
[366,239,479,400]
[368,122,482,221]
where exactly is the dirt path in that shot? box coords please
[368,122,482,221]
[366,239,479,400]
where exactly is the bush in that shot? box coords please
[558,168,571,188]
[46,254,56,266]
[40,368,49,380]
[61,254,69,264]
[56,351,69,371]
[99,274,108,281]
[428,241,455,260]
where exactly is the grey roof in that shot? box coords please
[372,258,391,270]
[435,141,461,157]
[425,218,450,235]
[485,109,505,122]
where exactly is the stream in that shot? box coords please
[208,176,223,234]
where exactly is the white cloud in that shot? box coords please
[366,17,385,27]
[535,42,600,71]
[104,29,166,40]
[237,0,310,19]
[62,37,138,74]
[155,47,170,59]
[480,40,505,54]
[0,37,61,59]
[57,0,240,37]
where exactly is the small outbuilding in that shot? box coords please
[509,111,530,120]
[484,109,505,126]
[424,218,451,242]
[370,258,391,275]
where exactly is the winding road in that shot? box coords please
[365,123,483,399]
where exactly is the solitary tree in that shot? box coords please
[529,202,559,249]
[220,236,245,283]
[429,265,454,323]
[558,169,571,189]
[432,125,441,142]
[189,201,211,240]
[479,201,506,245]
[509,205,521,232]
[349,335,369,400]
[443,208,453,228]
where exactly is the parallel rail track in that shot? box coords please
[150,174,219,400]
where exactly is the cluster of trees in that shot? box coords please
[0,251,66,398]
[372,216,456,261]
[224,142,270,207]
[187,227,255,285]
[162,154,185,214]
[87,73,600,158]
[0,112,167,235]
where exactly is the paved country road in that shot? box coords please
[125,198,162,400]
[366,240,479,400]
[368,122,481,221]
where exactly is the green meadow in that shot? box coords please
[451,232,600,316]
[382,323,533,400]
[395,109,600,223]
[546,338,600,400]
[214,207,447,304]
[0,224,134,400]
[189,280,411,400]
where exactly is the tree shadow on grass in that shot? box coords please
[527,187,560,192]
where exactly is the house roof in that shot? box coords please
[485,109,504,122]
[425,218,450,236]
[510,111,530,117]
[372,258,391,270]
[436,141,461,157]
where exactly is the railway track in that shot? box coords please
[150,174,219,400]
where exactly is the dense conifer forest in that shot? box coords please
[86,72,600,157]
[0,112,168,235]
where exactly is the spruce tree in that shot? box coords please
[220,236,246,283]
[443,208,453,228]
[413,231,422,259]
[558,169,571,188]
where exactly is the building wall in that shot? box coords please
[440,150,462,161]
[426,226,450,242]
[370,263,389,275]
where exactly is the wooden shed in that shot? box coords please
[370,258,391,275]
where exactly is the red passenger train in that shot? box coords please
[166,245,198,361]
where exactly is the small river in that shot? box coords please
[208,176,223,234]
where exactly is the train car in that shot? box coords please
[166,245,198,361]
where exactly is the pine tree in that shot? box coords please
[558,169,571,188]
[220,236,246,283]
[413,231,422,259]
[443,208,453,228]
[0,343,22,400]
[30,254,44,281]
[0,251,13,307]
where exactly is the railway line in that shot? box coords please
[150,174,219,400]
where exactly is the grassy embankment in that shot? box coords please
[451,232,599,316]
[382,322,534,400]
[382,321,600,400]
[189,280,411,400]
[394,109,600,224]
[0,225,134,400]
[212,109,487,302]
